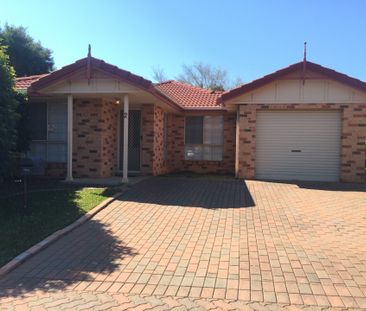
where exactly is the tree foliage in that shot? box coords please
[177,62,228,91]
[0,24,54,76]
[153,62,244,91]
[152,66,168,83]
[0,45,20,176]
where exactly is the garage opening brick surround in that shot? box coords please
[236,103,366,183]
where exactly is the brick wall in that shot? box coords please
[72,98,117,178]
[100,99,118,177]
[237,103,366,183]
[153,106,172,175]
[141,104,154,174]
[140,104,174,175]
[168,113,236,175]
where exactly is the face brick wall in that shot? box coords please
[140,104,174,175]
[140,104,154,174]
[100,99,118,177]
[152,106,172,175]
[237,103,366,183]
[72,98,117,178]
[168,113,236,175]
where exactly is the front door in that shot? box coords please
[119,110,141,171]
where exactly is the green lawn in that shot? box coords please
[0,185,120,267]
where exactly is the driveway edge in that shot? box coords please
[0,190,125,277]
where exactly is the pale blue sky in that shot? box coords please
[1,0,365,83]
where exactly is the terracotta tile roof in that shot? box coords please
[15,74,50,90]
[155,80,224,110]
[15,67,225,110]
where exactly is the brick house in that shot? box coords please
[15,55,366,183]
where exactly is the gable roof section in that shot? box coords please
[221,61,366,101]
[155,80,223,110]
[25,56,182,112]
[29,56,152,93]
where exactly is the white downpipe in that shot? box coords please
[66,94,73,181]
[122,95,129,183]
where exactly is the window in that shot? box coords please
[185,116,223,161]
[29,102,47,140]
[28,101,68,164]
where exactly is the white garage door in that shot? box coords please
[256,111,341,182]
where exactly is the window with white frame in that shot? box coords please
[184,116,223,161]
[28,101,68,165]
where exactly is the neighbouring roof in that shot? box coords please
[221,61,366,101]
[15,74,49,90]
[155,80,223,110]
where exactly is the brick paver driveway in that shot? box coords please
[0,177,365,310]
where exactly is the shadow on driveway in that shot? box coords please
[0,218,137,298]
[121,177,255,208]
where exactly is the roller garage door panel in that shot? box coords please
[255,111,341,182]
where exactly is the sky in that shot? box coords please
[1,0,366,84]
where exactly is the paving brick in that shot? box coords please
[0,178,365,310]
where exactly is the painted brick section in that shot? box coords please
[169,113,236,174]
[73,98,117,178]
[237,103,366,183]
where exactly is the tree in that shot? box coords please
[176,62,228,91]
[0,24,54,76]
[0,45,20,176]
[152,66,168,83]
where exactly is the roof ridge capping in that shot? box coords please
[155,80,224,94]
[220,60,366,102]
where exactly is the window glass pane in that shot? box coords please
[28,142,47,175]
[28,142,47,162]
[203,116,223,145]
[185,145,202,160]
[48,103,67,142]
[47,142,67,162]
[212,146,223,161]
[203,146,223,161]
[185,116,203,144]
[29,102,47,140]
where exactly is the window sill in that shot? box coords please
[183,159,223,162]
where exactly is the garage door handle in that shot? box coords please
[291,150,302,153]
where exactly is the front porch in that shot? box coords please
[26,55,180,183]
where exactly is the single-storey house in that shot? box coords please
[15,54,366,183]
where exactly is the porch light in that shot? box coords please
[115,98,120,104]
